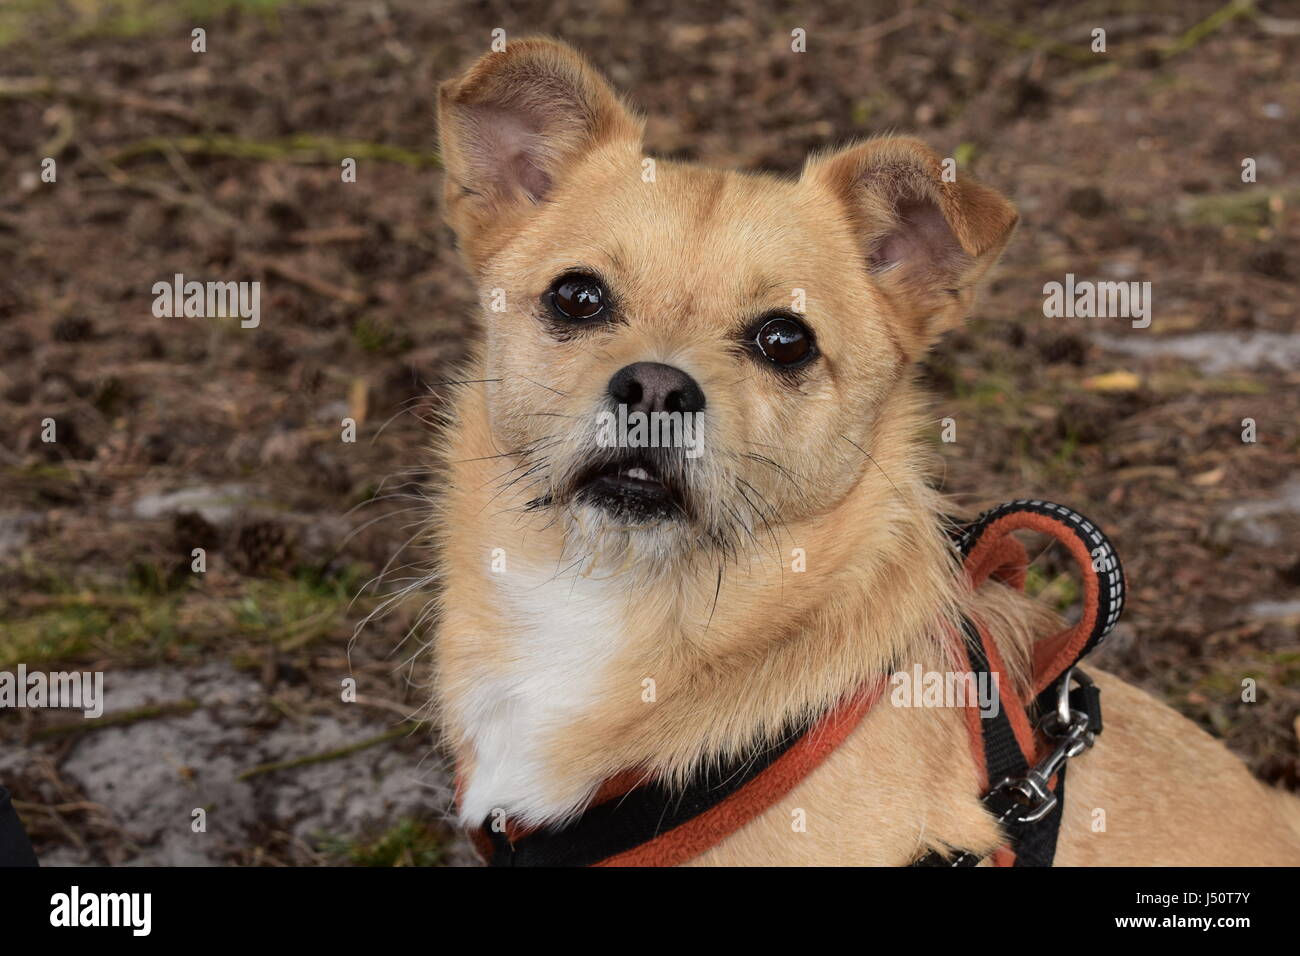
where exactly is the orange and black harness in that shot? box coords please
[469,499,1124,867]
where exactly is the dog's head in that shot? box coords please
[437,38,1016,561]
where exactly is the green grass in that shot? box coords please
[1024,564,1081,613]
[1,0,309,49]
[352,315,412,355]
[1178,189,1298,229]
[318,818,445,867]
[1149,371,1271,396]
[0,592,184,670]
[1183,650,1300,739]
[0,564,373,670]
[3,463,83,507]
[1191,651,1300,710]
[952,368,1021,412]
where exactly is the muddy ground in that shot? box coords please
[1,0,1297,865]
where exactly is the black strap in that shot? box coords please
[911,768,1069,868]
[479,716,810,866]
[915,501,1121,867]
[962,618,1030,789]
[0,786,38,868]
[910,619,1078,868]
[1010,765,1067,867]
[910,614,1052,868]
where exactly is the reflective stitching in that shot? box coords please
[955,499,1125,651]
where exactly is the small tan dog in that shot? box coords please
[428,37,1300,865]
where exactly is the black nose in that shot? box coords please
[607,362,706,415]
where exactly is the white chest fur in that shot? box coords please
[455,561,626,827]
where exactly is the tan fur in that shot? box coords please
[428,38,1300,863]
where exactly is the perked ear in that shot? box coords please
[437,37,644,271]
[804,137,1018,358]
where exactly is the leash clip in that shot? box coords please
[988,668,1098,825]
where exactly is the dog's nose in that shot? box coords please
[607,362,706,415]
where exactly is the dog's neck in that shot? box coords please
[434,379,963,828]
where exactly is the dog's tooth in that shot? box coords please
[626,467,650,481]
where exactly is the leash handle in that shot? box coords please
[921,501,1125,868]
[954,499,1125,697]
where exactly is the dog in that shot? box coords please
[426,37,1300,865]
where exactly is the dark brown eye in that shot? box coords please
[549,273,606,320]
[754,315,814,367]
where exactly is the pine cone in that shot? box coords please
[230,519,296,576]
[171,510,220,552]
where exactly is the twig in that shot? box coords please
[246,254,367,306]
[276,607,344,649]
[107,134,439,168]
[13,799,111,816]
[81,139,242,230]
[948,5,1098,63]
[353,694,422,720]
[11,592,145,609]
[288,225,371,245]
[236,721,426,781]
[827,9,916,46]
[1164,0,1256,56]
[30,699,199,741]
[0,77,201,124]
[37,106,75,158]
[949,0,1256,67]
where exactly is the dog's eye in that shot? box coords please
[548,273,606,320]
[754,315,814,367]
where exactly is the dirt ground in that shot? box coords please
[1,0,1297,865]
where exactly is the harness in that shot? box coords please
[468,499,1124,867]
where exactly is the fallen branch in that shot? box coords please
[12,799,111,816]
[245,254,367,306]
[0,77,201,124]
[31,699,199,741]
[81,139,243,230]
[236,721,426,781]
[107,134,439,169]
[950,0,1257,67]
[1164,0,1256,56]
[288,225,371,245]
[948,5,1098,62]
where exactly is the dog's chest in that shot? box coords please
[455,563,625,827]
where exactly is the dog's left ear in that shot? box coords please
[805,136,1017,358]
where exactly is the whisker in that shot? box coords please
[705,562,724,632]
[338,505,427,549]
[740,451,807,488]
[838,434,903,499]
[519,375,567,397]
[736,476,794,560]
[344,488,432,517]
[348,522,434,610]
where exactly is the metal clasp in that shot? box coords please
[988,668,1098,824]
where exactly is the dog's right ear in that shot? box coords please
[437,38,643,272]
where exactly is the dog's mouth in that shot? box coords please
[573,452,688,522]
